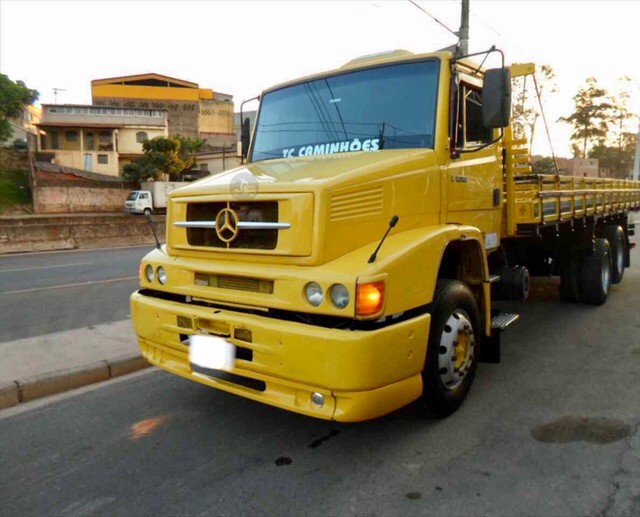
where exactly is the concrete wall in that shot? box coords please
[0,214,166,254]
[50,150,118,176]
[34,185,130,214]
[199,99,234,134]
[117,127,166,154]
[32,166,136,213]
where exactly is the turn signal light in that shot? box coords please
[356,281,385,317]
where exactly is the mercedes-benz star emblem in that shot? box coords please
[215,207,240,243]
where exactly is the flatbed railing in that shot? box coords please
[503,133,640,236]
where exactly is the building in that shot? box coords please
[37,104,168,177]
[2,104,41,149]
[91,73,235,148]
[556,157,600,177]
[533,156,602,177]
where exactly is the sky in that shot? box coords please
[1,0,639,157]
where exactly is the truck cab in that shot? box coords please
[130,49,639,422]
[125,190,153,215]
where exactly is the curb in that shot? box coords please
[0,354,151,410]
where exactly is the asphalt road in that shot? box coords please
[1,248,639,516]
[0,245,152,342]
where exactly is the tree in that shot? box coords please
[559,77,611,158]
[532,156,556,175]
[0,74,39,143]
[511,64,556,146]
[588,132,637,178]
[607,76,638,175]
[122,136,204,181]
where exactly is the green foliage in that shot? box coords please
[588,132,637,178]
[532,156,556,175]
[0,168,31,213]
[0,74,39,143]
[121,135,204,181]
[559,77,612,158]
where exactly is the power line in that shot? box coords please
[407,0,458,38]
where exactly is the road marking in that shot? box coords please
[0,262,94,273]
[1,276,139,295]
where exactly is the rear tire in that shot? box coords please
[559,254,582,302]
[421,280,481,418]
[580,238,612,305]
[602,225,626,284]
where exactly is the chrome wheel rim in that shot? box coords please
[437,309,475,390]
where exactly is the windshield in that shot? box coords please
[127,192,139,201]
[251,59,439,162]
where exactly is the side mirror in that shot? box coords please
[482,68,511,128]
[241,117,251,159]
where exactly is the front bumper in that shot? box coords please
[131,291,430,422]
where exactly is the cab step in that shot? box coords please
[481,312,520,364]
[491,312,520,330]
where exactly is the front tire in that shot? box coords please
[421,280,481,418]
[143,208,152,216]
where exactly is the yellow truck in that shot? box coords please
[130,48,640,422]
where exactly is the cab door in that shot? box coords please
[445,75,503,251]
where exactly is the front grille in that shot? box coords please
[194,273,274,294]
[186,201,278,249]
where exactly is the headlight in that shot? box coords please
[305,282,324,306]
[329,284,349,309]
[144,264,154,283]
[157,266,167,285]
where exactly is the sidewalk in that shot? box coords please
[0,320,150,409]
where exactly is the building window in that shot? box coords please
[136,131,148,143]
[86,132,94,150]
[65,130,78,142]
[97,154,108,164]
[98,130,113,151]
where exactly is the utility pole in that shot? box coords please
[633,120,640,181]
[458,0,470,55]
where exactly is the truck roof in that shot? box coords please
[263,50,457,95]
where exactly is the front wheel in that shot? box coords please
[421,280,481,418]
[143,208,152,216]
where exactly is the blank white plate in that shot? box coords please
[189,334,236,371]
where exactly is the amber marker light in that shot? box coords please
[356,281,385,317]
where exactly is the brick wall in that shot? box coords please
[32,167,137,214]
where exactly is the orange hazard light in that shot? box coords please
[356,281,385,317]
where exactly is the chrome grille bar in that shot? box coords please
[174,221,291,230]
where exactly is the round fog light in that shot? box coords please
[157,266,167,285]
[330,284,350,309]
[311,392,325,407]
[305,282,324,306]
[144,264,154,283]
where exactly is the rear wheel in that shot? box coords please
[602,225,626,284]
[559,254,582,302]
[421,280,481,418]
[580,238,612,305]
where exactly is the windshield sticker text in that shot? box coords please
[282,138,380,159]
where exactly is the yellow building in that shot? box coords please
[91,73,234,147]
[37,104,168,177]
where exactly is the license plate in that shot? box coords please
[189,335,236,371]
